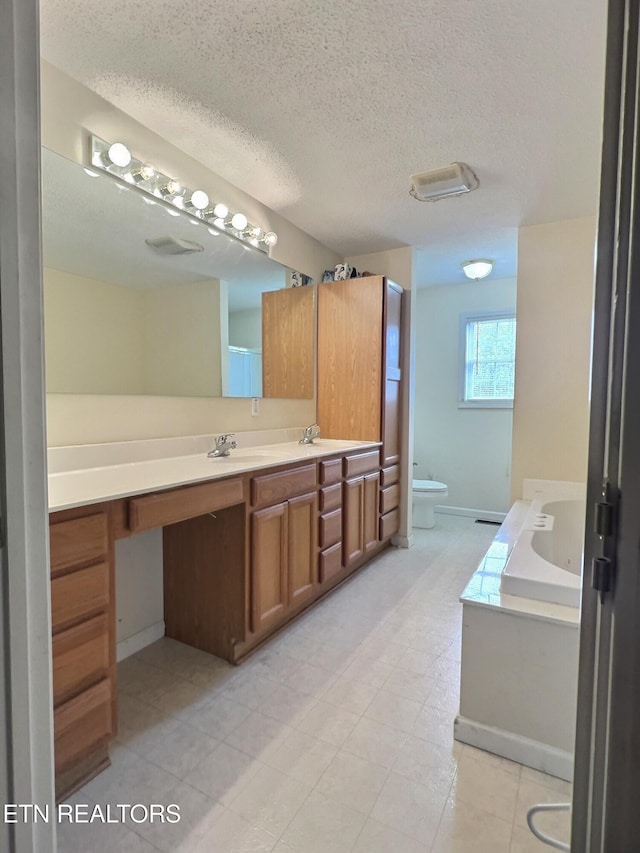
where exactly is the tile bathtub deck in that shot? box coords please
[58,516,572,852]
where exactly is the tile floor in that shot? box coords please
[57,516,572,852]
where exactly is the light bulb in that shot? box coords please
[231,213,248,231]
[189,190,209,210]
[172,196,185,209]
[249,225,264,240]
[264,231,278,247]
[213,218,225,228]
[160,180,184,198]
[213,203,229,218]
[132,164,156,183]
[106,142,131,168]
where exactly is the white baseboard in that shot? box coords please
[436,505,506,524]
[117,621,165,662]
[391,533,413,548]
[454,715,574,782]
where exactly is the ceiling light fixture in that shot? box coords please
[89,135,277,252]
[462,259,493,280]
[410,162,479,202]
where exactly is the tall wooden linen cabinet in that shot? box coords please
[317,274,403,546]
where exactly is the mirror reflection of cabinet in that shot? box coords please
[262,286,315,398]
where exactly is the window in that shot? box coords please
[459,310,516,407]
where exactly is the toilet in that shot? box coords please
[412,479,448,529]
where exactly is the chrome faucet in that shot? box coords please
[299,423,321,445]
[207,434,237,457]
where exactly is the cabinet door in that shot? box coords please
[363,472,380,554]
[251,503,288,633]
[317,277,383,441]
[381,282,403,466]
[343,477,364,567]
[287,492,318,607]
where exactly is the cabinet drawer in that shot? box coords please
[319,508,342,549]
[381,465,400,487]
[344,450,380,478]
[320,458,342,485]
[379,509,400,541]
[128,477,244,533]
[319,542,342,583]
[52,614,110,706]
[380,483,400,515]
[54,678,112,774]
[319,483,342,512]
[51,562,110,632]
[251,464,317,508]
[50,513,108,574]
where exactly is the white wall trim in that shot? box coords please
[117,622,166,662]
[454,716,573,782]
[391,533,414,549]
[436,505,506,523]
[454,715,574,782]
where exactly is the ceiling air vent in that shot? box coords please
[409,162,479,202]
[145,236,205,255]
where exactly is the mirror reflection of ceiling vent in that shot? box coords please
[409,162,479,202]
[145,236,205,255]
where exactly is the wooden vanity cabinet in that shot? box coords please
[343,471,380,567]
[379,464,401,540]
[250,465,318,636]
[48,450,398,794]
[49,507,115,801]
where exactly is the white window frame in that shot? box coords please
[458,309,516,409]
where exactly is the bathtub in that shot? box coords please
[501,489,585,608]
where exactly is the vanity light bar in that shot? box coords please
[89,135,278,252]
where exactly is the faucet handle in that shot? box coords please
[217,433,235,445]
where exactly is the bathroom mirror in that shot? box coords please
[41,147,315,398]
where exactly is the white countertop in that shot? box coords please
[48,438,380,512]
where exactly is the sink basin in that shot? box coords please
[209,449,290,463]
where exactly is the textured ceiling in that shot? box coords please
[39,0,607,286]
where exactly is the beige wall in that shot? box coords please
[44,268,225,397]
[415,278,517,513]
[346,248,414,290]
[229,308,262,349]
[44,267,146,394]
[511,217,596,499]
[41,61,339,446]
[143,280,223,397]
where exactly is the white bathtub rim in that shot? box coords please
[501,495,583,609]
[454,715,574,783]
[502,525,581,608]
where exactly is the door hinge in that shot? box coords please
[592,557,612,602]
[594,501,614,537]
[591,480,616,603]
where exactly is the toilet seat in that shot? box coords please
[412,479,448,493]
